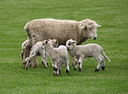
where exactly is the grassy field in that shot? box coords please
[0,0,128,94]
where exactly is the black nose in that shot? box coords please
[94,37,96,40]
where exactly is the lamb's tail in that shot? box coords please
[101,48,111,62]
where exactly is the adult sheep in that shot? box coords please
[23,18,101,67]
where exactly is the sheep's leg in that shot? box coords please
[65,58,70,73]
[100,55,105,71]
[22,42,31,68]
[70,53,75,66]
[95,56,102,72]
[25,51,37,69]
[56,68,60,76]
[78,56,84,72]
[21,51,23,60]
[22,50,27,68]
[31,57,38,68]
[74,58,78,70]
[41,53,48,68]
[25,51,36,63]
[25,60,30,69]
[52,61,58,76]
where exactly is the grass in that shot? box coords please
[0,0,128,94]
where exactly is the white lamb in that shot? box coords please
[42,39,70,76]
[66,39,110,72]
[25,39,58,69]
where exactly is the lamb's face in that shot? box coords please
[50,39,58,47]
[79,19,101,40]
[42,39,58,48]
[66,39,77,51]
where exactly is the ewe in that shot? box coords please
[23,18,101,67]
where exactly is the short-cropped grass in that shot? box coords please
[0,0,128,94]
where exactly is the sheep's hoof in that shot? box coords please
[66,69,69,73]
[46,62,48,66]
[44,66,48,69]
[22,62,26,68]
[53,67,58,71]
[22,65,25,68]
[95,69,99,72]
[59,70,61,74]
[25,66,28,69]
[54,73,59,76]
[74,67,77,70]
[32,65,38,68]
[101,66,105,71]
[78,68,82,72]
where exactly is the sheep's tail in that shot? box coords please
[101,48,111,62]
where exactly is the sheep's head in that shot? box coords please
[79,19,101,40]
[48,39,58,47]
[42,39,58,48]
[66,39,77,51]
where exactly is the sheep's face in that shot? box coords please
[42,39,58,48]
[79,19,101,40]
[66,39,77,51]
[50,39,58,47]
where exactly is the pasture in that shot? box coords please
[0,0,128,94]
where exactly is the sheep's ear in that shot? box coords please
[97,24,101,27]
[46,40,48,44]
[79,23,87,30]
[72,41,77,44]
[56,40,58,43]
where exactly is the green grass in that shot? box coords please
[0,0,128,94]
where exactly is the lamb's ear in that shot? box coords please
[46,40,48,44]
[56,40,58,44]
[72,41,77,44]
[79,23,87,30]
[97,24,101,27]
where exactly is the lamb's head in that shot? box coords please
[42,39,58,49]
[48,39,58,47]
[66,39,77,51]
[79,19,101,40]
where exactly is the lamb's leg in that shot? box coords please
[31,57,38,68]
[78,56,83,72]
[100,55,105,71]
[65,58,70,73]
[25,51,37,69]
[95,56,102,72]
[74,58,78,70]
[52,61,58,76]
[21,51,23,60]
[56,69,60,76]
[22,44,31,68]
[41,54,48,68]
[70,53,75,66]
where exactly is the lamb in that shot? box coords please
[21,39,29,61]
[66,39,111,72]
[25,39,58,69]
[21,39,38,68]
[42,39,70,76]
[23,18,101,66]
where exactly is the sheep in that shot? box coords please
[25,39,58,69]
[20,39,38,68]
[21,39,29,61]
[23,18,101,66]
[66,39,111,72]
[42,39,70,76]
